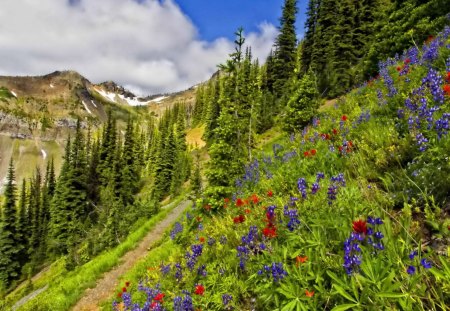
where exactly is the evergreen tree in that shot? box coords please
[16,179,28,268]
[191,150,202,198]
[272,0,298,98]
[283,71,319,133]
[0,159,20,286]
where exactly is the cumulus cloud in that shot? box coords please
[0,0,278,95]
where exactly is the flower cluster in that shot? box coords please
[327,173,346,205]
[258,262,288,282]
[406,250,432,275]
[185,244,203,271]
[283,205,301,232]
[173,293,193,311]
[170,222,183,240]
[297,178,307,198]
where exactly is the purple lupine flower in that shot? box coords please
[222,294,233,306]
[407,265,416,275]
[297,178,307,198]
[420,258,432,269]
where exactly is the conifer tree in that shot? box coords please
[0,159,20,285]
[272,0,298,98]
[283,70,319,133]
[16,179,28,268]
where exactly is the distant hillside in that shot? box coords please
[0,70,200,190]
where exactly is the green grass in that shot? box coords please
[0,87,14,99]
[4,193,188,311]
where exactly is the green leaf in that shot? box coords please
[281,300,298,311]
[376,292,408,298]
[333,284,358,303]
[327,271,347,288]
[331,303,360,311]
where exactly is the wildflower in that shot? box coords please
[262,227,277,238]
[250,194,259,204]
[305,289,315,298]
[407,265,416,275]
[122,287,127,292]
[267,190,273,197]
[420,258,432,269]
[396,66,401,71]
[117,292,123,298]
[342,115,348,121]
[222,294,233,306]
[333,128,338,135]
[204,204,211,211]
[154,293,165,302]
[233,215,245,224]
[405,58,411,64]
[125,281,130,287]
[244,208,251,214]
[444,84,450,96]
[311,149,317,156]
[260,262,287,282]
[195,284,205,295]
[236,198,244,207]
[170,222,183,240]
[297,178,307,198]
[199,237,205,243]
[304,151,310,157]
[352,219,367,234]
[296,256,308,266]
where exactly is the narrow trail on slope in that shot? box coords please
[72,200,191,311]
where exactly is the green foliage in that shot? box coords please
[283,71,319,133]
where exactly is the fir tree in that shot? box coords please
[272,0,298,98]
[0,159,20,286]
[283,70,319,133]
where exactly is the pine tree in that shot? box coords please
[0,159,20,286]
[283,70,319,133]
[272,0,298,98]
[16,179,28,268]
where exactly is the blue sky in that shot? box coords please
[175,0,307,41]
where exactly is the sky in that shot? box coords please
[0,0,306,95]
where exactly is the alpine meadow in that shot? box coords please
[1,0,450,310]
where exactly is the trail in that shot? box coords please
[72,200,190,311]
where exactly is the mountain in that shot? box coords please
[0,70,198,191]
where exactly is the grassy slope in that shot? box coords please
[1,193,188,311]
[107,31,450,310]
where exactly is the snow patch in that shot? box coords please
[41,149,47,160]
[50,83,54,88]
[149,96,167,103]
[10,90,17,97]
[95,88,118,103]
[118,94,148,106]
[82,100,92,114]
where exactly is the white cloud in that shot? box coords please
[0,0,278,95]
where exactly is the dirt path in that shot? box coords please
[72,200,191,311]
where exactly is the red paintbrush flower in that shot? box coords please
[118,292,123,298]
[305,289,315,297]
[236,198,244,207]
[250,194,259,204]
[199,237,205,243]
[296,256,308,266]
[443,84,450,96]
[333,128,338,135]
[154,293,165,301]
[267,190,273,197]
[262,226,277,238]
[404,58,411,64]
[396,66,401,71]
[122,287,127,292]
[352,219,368,234]
[195,284,205,295]
[125,281,130,287]
[341,115,348,121]
[310,149,317,156]
[304,151,310,157]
